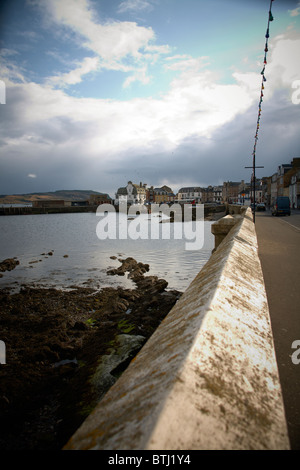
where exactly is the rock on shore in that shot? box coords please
[0,258,19,275]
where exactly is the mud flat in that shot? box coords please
[0,257,182,450]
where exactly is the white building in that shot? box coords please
[212,186,223,203]
[133,182,147,205]
[177,187,202,203]
[115,181,137,205]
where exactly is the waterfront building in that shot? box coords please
[277,163,293,197]
[89,194,112,205]
[153,186,175,204]
[32,199,66,208]
[213,186,223,203]
[289,170,300,208]
[133,182,147,204]
[177,187,202,203]
[153,187,170,204]
[115,181,138,205]
[270,173,278,205]
[222,181,240,203]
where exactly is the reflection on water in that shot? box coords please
[0,212,214,292]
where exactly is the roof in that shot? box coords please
[116,187,128,195]
[116,185,137,195]
[178,187,202,192]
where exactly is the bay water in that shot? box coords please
[0,212,214,293]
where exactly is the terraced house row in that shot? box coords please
[114,157,300,208]
[115,181,245,205]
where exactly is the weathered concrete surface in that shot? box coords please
[211,214,237,251]
[64,208,289,450]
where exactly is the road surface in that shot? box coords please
[255,209,300,450]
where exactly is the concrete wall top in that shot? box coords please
[64,208,289,450]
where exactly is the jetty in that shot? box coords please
[64,206,292,450]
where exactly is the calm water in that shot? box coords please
[0,212,214,292]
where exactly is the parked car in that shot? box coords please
[250,202,265,211]
[271,197,291,216]
[257,203,266,211]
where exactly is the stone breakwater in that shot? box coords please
[0,257,182,450]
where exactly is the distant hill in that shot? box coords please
[0,190,111,205]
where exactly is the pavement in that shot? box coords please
[255,209,300,450]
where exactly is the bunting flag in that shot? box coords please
[252,0,275,160]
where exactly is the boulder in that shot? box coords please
[90,334,146,400]
[0,258,20,272]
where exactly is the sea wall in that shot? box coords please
[64,207,289,450]
[0,205,99,215]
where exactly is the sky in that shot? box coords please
[0,0,300,198]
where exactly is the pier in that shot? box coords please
[64,207,291,450]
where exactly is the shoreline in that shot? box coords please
[0,257,182,450]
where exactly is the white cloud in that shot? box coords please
[164,55,210,72]
[43,0,164,73]
[34,0,173,90]
[232,72,261,96]
[267,36,300,89]
[1,30,299,193]
[27,173,37,178]
[47,56,99,87]
[117,0,153,14]
[2,61,256,159]
[122,66,151,88]
[289,4,300,17]
[0,55,26,84]
[230,33,300,106]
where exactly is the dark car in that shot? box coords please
[250,202,265,211]
[257,203,266,211]
[271,197,291,216]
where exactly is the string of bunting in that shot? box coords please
[252,0,275,159]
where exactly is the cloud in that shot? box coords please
[47,56,99,87]
[164,55,210,72]
[0,51,26,84]
[1,26,299,195]
[41,0,165,74]
[267,36,300,90]
[289,4,300,17]
[3,32,299,145]
[122,66,151,88]
[117,0,153,14]
[4,64,253,159]
[32,0,172,89]
[27,174,37,178]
